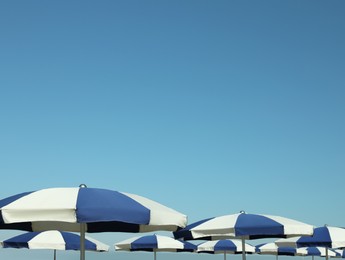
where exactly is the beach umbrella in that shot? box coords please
[115,234,196,260]
[255,242,305,260]
[0,230,109,260]
[275,226,345,248]
[0,185,187,260]
[197,239,255,260]
[173,211,314,260]
[331,249,345,258]
[298,247,340,260]
[256,244,340,260]
[275,226,345,260]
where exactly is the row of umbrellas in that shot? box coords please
[1,232,345,260]
[0,186,344,260]
[117,235,345,260]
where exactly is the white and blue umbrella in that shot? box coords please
[275,226,345,249]
[0,230,109,260]
[115,234,196,260]
[275,226,345,260]
[331,249,345,258]
[0,185,187,260]
[255,242,305,260]
[256,244,340,260]
[174,211,314,260]
[197,239,255,260]
[298,247,340,260]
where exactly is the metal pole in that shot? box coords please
[54,249,56,260]
[241,237,246,260]
[79,184,87,260]
[80,223,86,260]
[326,247,328,260]
[154,251,157,260]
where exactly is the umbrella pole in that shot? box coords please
[224,252,226,260]
[154,251,157,260]
[80,223,86,260]
[54,249,56,260]
[241,237,246,260]
[326,247,328,260]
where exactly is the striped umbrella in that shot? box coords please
[0,185,187,260]
[331,249,345,258]
[197,239,255,260]
[115,234,196,260]
[298,247,340,260]
[0,230,109,260]
[256,242,305,260]
[174,211,314,260]
[275,226,345,260]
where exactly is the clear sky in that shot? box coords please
[0,1,344,260]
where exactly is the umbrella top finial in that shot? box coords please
[79,184,87,188]
[240,210,246,214]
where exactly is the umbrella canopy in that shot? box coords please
[115,234,196,260]
[197,239,255,254]
[255,242,302,256]
[0,186,187,260]
[298,247,339,257]
[275,226,345,260]
[173,211,314,260]
[0,186,187,233]
[174,212,314,240]
[0,230,109,260]
[197,239,255,260]
[331,249,345,258]
[0,230,109,251]
[275,226,345,249]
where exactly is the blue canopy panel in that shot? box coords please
[305,247,324,256]
[297,227,332,248]
[236,214,285,239]
[130,235,159,249]
[214,240,238,251]
[183,241,197,251]
[77,188,150,224]
[2,231,39,249]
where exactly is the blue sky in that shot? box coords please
[0,1,344,260]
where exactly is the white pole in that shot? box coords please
[80,223,86,260]
[241,237,246,260]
